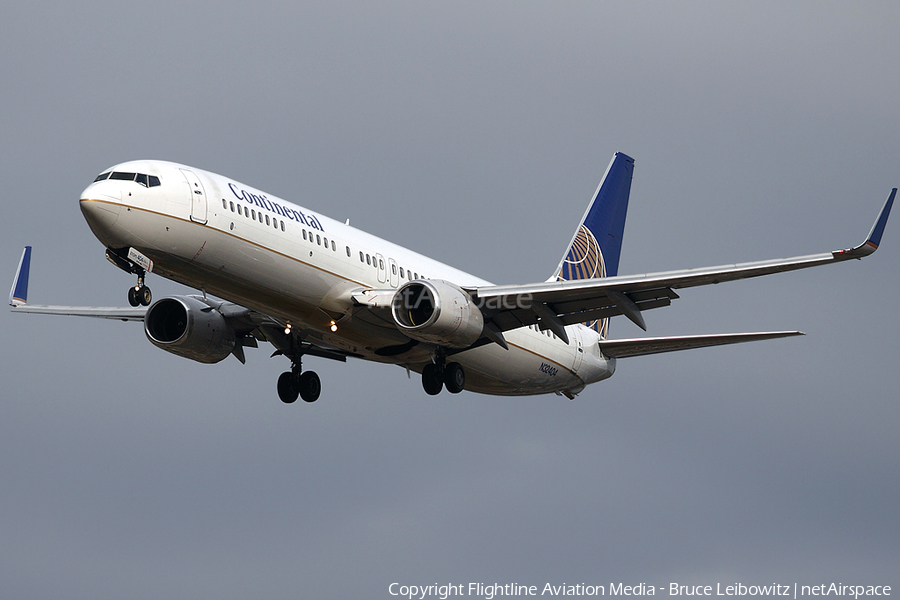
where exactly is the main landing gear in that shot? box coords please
[277,359,321,404]
[127,270,152,307]
[421,352,465,396]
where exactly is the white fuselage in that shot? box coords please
[79,160,615,396]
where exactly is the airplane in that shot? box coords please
[8,153,895,403]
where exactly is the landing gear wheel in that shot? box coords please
[444,362,465,394]
[298,371,321,403]
[127,286,141,307]
[277,372,300,404]
[422,363,444,396]
[139,285,152,306]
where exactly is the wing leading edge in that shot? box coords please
[469,188,896,338]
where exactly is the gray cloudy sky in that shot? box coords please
[1,2,898,599]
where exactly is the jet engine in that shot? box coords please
[144,296,236,363]
[391,280,484,348]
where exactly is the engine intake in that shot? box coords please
[144,296,235,363]
[391,280,484,348]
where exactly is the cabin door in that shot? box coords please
[181,169,208,224]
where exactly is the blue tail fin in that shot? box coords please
[551,153,634,337]
[9,246,32,306]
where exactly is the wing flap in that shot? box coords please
[558,297,673,327]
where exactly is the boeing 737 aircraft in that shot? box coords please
[8,153,895,403]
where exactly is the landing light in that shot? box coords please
[284,323,292,335]
[330,320,338,332]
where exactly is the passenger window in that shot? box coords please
[303,230,307,241]
[323,237,327,247]
[280,221,285,231]
[136,173,149,187]
[265,215,270,225]
[331,240,336,251]
[244,207,249,217]
[230,201,235,212]
[316,235,321,246]
[346,246,351,257]
[222,199,227,209]
[400,267,404,278]
[148,175,161,187]
[391,264,397,275]
[258,212,263,223]
[251,209,256,220]
[366,254,371,265]
[360,252,364,262]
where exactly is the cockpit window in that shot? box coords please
[96,171,162,187]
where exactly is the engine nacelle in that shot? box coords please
[391,280,484,348]
[144,296,235,364]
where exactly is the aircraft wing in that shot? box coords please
[8,247,147,321]
[10,304,147,321]
[8,246,356,364]
[468,189,895,340]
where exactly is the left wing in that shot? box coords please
[468,189,895,338]
[8,246,354,365]
[9,247,147,321]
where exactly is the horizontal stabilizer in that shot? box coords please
[598,331,803,358]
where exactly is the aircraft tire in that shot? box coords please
[299,371,321,403]
[422,363,443,396]
[444,362,465,394]
[127,287,140,307]
[139,286,152,306]
[277,372,300,404]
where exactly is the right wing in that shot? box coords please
[467,189,895,342]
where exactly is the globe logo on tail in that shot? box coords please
[555,225,609,338]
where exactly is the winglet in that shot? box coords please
[838,189,895,258]
[9,246,31,306]
[865,188,895,250]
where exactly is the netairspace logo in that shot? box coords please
[387,582,892,600]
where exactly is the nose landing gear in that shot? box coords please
[104,247,153,307]
[127,271,152,307]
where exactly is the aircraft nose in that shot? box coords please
[80,196,121,240]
